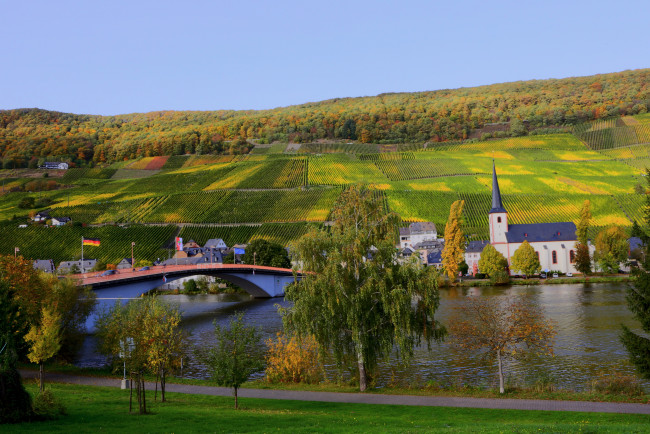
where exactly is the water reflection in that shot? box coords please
[77,283,647,391]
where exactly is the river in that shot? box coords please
[76,282,648,391]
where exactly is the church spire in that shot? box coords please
[489,160,507,214]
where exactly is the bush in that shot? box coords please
[590,371,645,396]
[18,197,35,209]
[490,270,510,285]
[265,333,322,384]
[32,389,66,419]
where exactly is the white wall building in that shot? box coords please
[398,222,437,248]
[488,163,579,275]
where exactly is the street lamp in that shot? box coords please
[14,247,19,258]
[131,242,135,270]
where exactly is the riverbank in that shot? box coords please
[453,275,631,287]
[9,381,650,432]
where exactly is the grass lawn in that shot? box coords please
[8,383,650,433]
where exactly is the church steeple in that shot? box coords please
[489,160,507,214]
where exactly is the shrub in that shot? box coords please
[32,389,66,419]
[265,333,322,384]
[490,270,510,285]
[590,371,645,396]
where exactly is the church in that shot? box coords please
[487,163,579,275]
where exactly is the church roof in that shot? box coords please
[505,222,577,243]
[489,161,507,214]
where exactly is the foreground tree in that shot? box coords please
[96,296,184,413]
[594,226,628,274]
[441,200,465,281]
[478,244,509,284]
[0,281,33,423]
[198,313,265,409]
[282,185,446,391]
[621,175,650,378]
[510,240,541,277]
[25,306,62,392]
[449,296,556,393]
[242,239,291,268]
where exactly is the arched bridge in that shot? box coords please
[71,263,300,300]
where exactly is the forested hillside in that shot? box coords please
[1,69,648,167]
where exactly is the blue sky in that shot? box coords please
[1,0,647,115]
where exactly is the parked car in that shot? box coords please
[552,273,559,278]
[100,270,116,277]
[540,273,547,279]
[138,266,150,271]
[566,272,573,277]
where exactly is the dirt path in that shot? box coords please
[20,370,650,414]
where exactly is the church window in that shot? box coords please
[535,251,539,260]
[552,250,557,264]
[570,250,575,263]
[497,216,502,223]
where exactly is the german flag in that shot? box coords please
[83,238,101,246]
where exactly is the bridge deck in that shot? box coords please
[71,263,297,287]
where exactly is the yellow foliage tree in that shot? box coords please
[25,306,62,392]
[441,200,465,281]
[265,333,322,384]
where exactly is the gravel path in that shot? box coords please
[20,370,650,414]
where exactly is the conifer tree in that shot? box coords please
[442,200,465,281]
[621,169,650,377]
[574,200,592,275]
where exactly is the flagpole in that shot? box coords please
[81,236,84,274]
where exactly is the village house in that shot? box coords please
[33,259,56,274]
[204,238,228,251]
[51,216,71,226]
[57,259,97,274]
[40,162,69,170]
[464,240,490,275]
[117,258,133,270]
[398,222,437,248]
[32,211,50,222]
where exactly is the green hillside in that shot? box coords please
[1,128,647,265]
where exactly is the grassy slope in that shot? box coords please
[12,383,650,433]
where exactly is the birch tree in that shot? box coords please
[282,185,446,392]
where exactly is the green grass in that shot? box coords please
[10,382,650,433]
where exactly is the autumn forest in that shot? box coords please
[1,69,648,168]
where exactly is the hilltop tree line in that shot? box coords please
[1,69,649,167]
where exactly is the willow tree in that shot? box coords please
[282,185,446,391]
[441,200,465,281]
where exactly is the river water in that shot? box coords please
[77,282,648,391]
